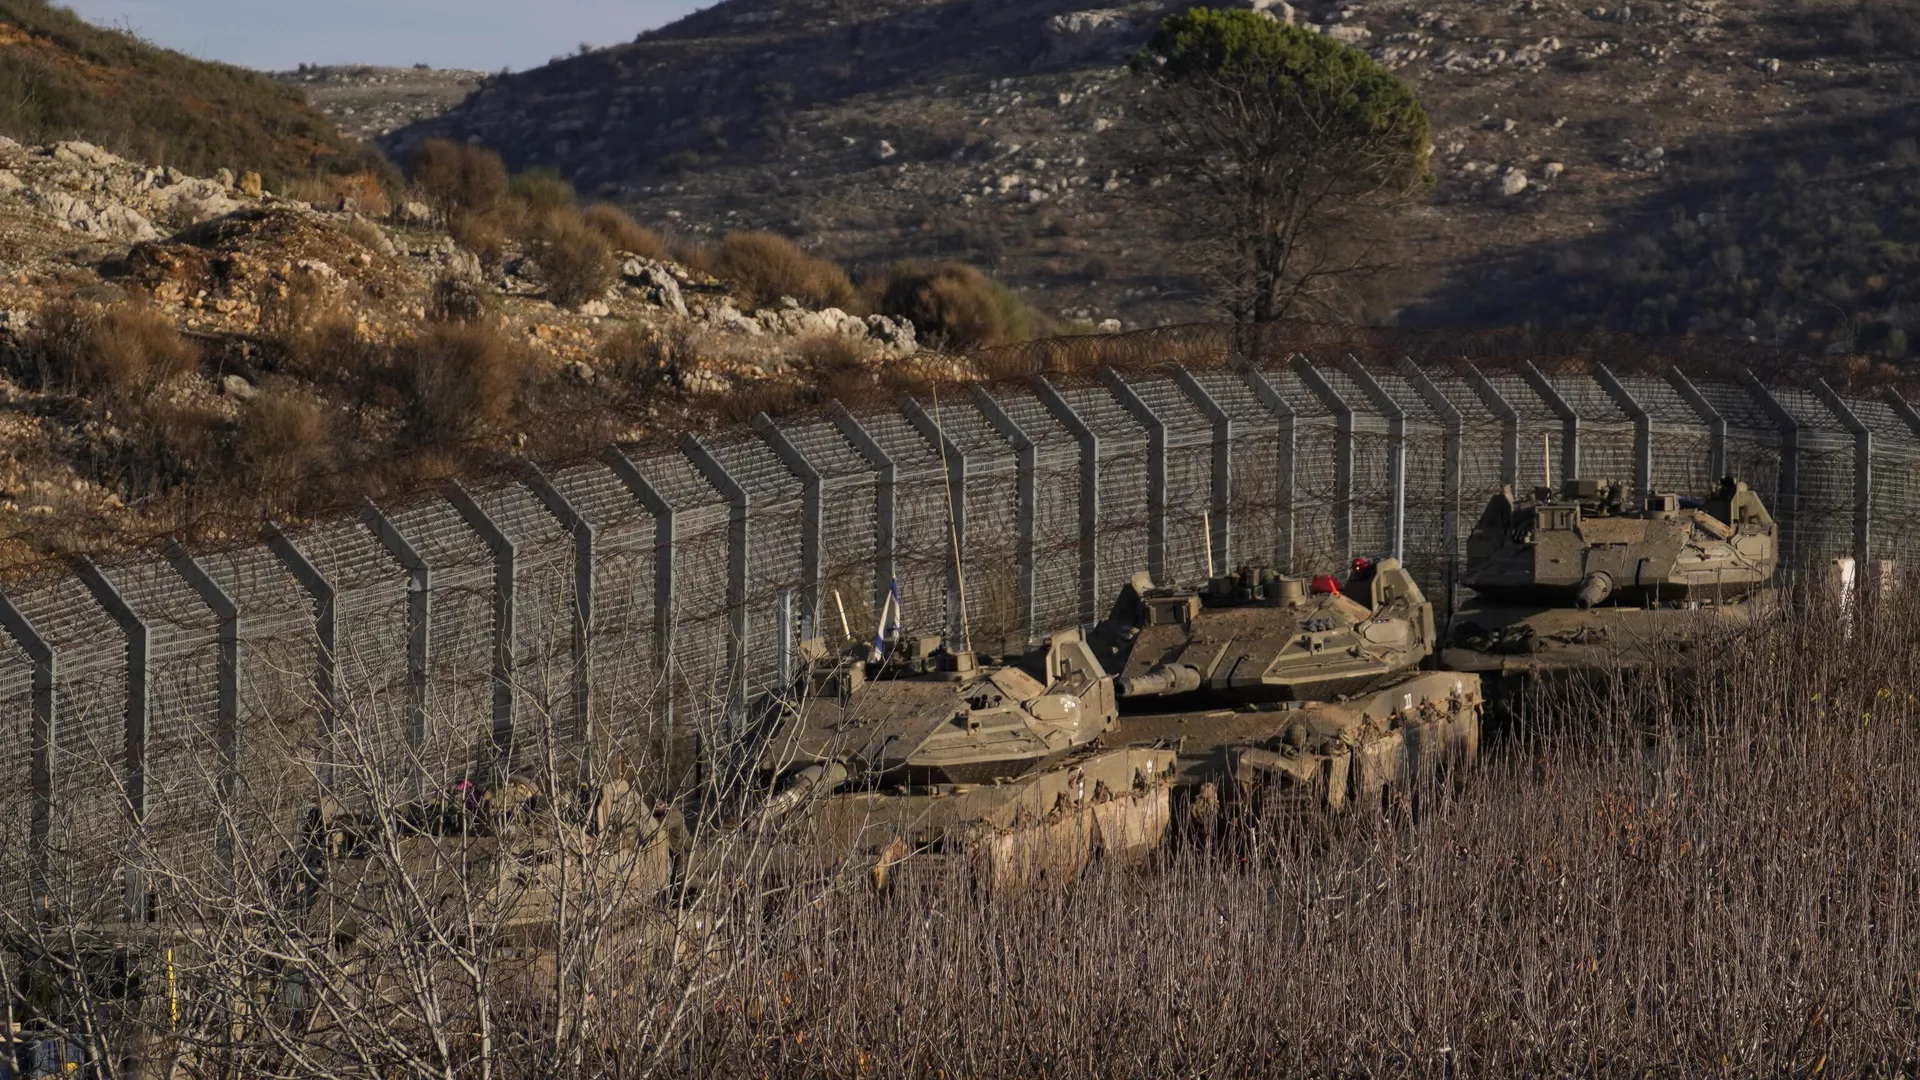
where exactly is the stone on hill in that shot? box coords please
[238,171,264,197]
[623,257,688,317]
[1498,168,1529,196]
[1043,9,1134,63]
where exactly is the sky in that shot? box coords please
[61,0,710,72]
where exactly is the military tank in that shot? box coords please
[758,630,1175,888]
[1442,476,1778,675]
[1095,561,1480,819]
[1103,558,1437,706]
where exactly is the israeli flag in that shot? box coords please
[870,580,903,662]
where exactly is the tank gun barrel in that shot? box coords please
[1118,664,1203,698]
[764,761,851,819]
[1575,572,1613,609]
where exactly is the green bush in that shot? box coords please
[874,262,1034,348]
[714,231,862,311]
[508,167,577,215]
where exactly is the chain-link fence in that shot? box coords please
[5,339,1919,928]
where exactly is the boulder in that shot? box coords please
[92,202,159,243]
[221,374,257,401]
[1324,23,1371,43]
[50,141,121,168]
[238,171,264,198]
[622,257,688,316]
[865,313,918,353]
[1498,169,1529,196]
[577,299,611,318]
[0,171,22,196]
[1043,9,1134,63]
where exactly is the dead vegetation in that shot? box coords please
[2,583,1914,1076]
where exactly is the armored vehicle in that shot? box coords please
[758,630,1173,887]
[1102,559,1437,707]
[1110,670,1482,818]
[1443,477,1778,674]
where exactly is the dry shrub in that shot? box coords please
[582,203,669,261]
[28,301,199,401]
[234,389,331,491]
[597,321,695,388]
[410,139,509,220]
[428,272,492,324]
[399,322,524,442]
[531,212,616,309]
[342,215,390,255]
[449,208,511,271]
[672,239,715,276]
[714,231,862,312]
[875,262,1033,349]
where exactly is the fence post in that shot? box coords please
[603,449,677,740]
[1523,362,1581,484]
[1467,364,1521,489]
[1236,361,1297,573]
[72,557,150,924]
[1035,377,1100,624]
[1292,356,1354,565]
[522,466,597,762]
[830,405,898,622]
[446,483,518,758]
[361,501,431,749]
[971,387,1037,639]
[1101,368,1168,583]
[263,523,335,791]
[1171,364,1234,578]
[1339,355,1408,562]
[163,541,241,823]
[1595,365,1652,503]
[1742,369,1799,568]
[1812,379,1872,569]
[1395,358,1463,615]
[1666,367,1726,481]
[900,395,971,642]
[680,435,751,727]
[753,414,824,636]
[0,593,56,901]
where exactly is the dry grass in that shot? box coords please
[583,203,670,261]
[409,138,508,221]
[399,321,526,443]
[714,230,862,312]
[876,261,1035,349]
[531,212,617,309]
[25,300,200,401]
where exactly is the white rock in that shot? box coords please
[1499,169,1529,196]
[874,140,898,161]
[1097,318,1123,333]
[1543,161,1566,180]
[1324,23,1371,43]
[221,374,257,401]
[0,171,22,196]
[577,299,611,318]
[92,202,158,243]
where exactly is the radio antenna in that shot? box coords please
[930,385,973,657]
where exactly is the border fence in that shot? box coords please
[6,344,1920,921]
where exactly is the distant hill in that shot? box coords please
[379,0,1920,355]
[0,0,386,183]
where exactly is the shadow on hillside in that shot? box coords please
[383,0,1150,172]
[1402,97,1920,360]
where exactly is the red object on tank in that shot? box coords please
[1310,574,1342,595]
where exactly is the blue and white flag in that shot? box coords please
[870,580,903,662]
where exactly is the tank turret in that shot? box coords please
[1100,558,1436,706]
[1463,476,1776,606]
[1445,476,1778,674]
[761,629,1119,799]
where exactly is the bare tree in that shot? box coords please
[1131,9,1434,323]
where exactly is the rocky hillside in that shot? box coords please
[271,65,492,142]
[0,134,933,573]
[0,0,387,185]
[376,0,1920,353]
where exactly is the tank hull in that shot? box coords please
[1443,595,1770,676]
[767,746,1177,890]
[1107,671,1483,815]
